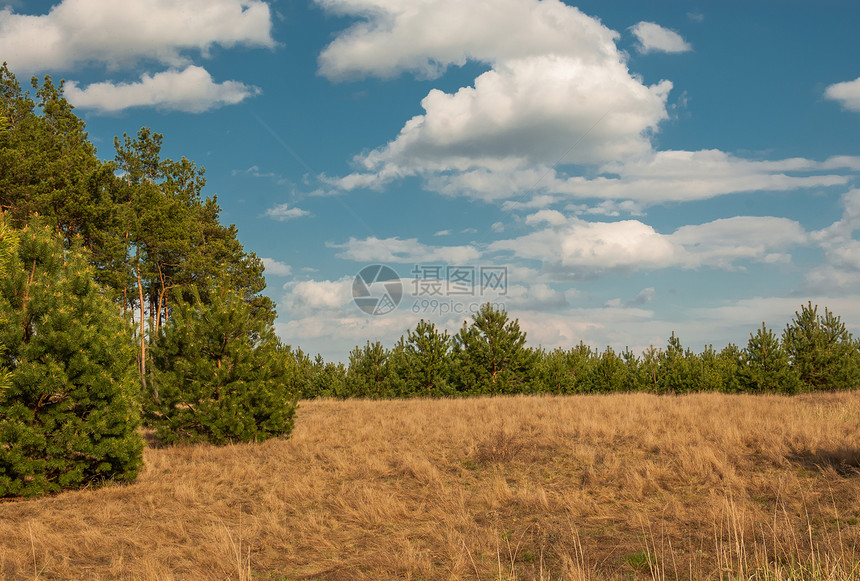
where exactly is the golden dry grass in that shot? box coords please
[2,391,860,580]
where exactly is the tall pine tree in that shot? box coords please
[113,127,272,390]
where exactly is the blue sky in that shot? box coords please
[3,0,860,361]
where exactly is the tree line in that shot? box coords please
[290,302,860,400]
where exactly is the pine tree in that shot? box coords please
[0,66,119,259]
[295,353,348,399]
[384,338,411,396]
[453,303,536,394]
[309,355,348,399]
[589,347,629,392]
[0,218,142,497]
[783,302,860,390]
[698,345,728,392]
[147,288,298,445]
[0,214,19,395]
[345,340,392,398]
[717,343,743,393]
[395,320,453,396]
[534,348,579,394]
[112,128,272,391]
[740,323,801,393]
[276,345,316,398]
[658,333,700,393]
[638,346,662,392]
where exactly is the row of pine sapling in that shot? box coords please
[296,302,860,399]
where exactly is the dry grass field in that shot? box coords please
[1,391,860,580]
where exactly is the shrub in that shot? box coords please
[0,218,142,497]
[147,288,298,444]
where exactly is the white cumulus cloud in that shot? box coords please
[330,236,481,264]
[806,189,860,293]
[668,216,807,269]
[316,0,621,80]
[630,21,692,54]
[525,209,568,226]
[64,66,260,113]
[490,214,807,276]
[824,77,860,113]
[261,258,292,277]
[284,278,354,312]
[318,0,673,192]
[339,55,671,178]
[491,218,677,274]
[316,0,855,209]
[264,203,311,221]
[0,0,275,72]
[463,150,854,205]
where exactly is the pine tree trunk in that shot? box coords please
[136,254,147,391]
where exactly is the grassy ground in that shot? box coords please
[1,391,860,580]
